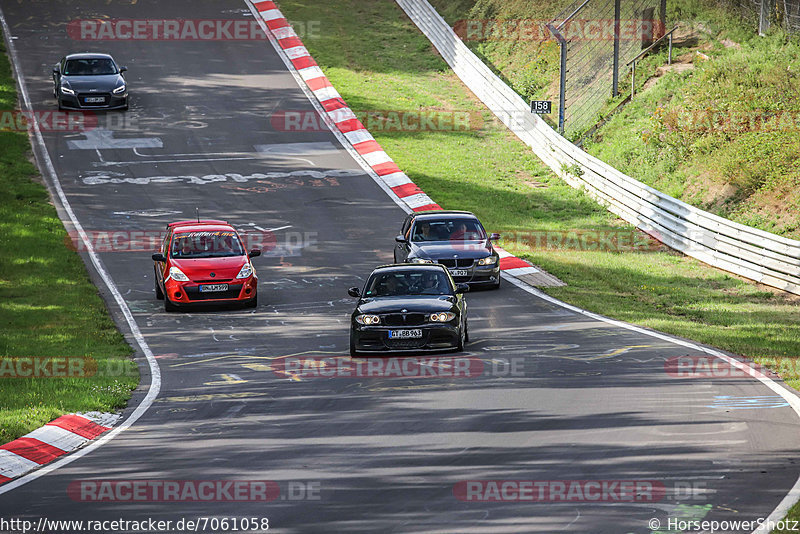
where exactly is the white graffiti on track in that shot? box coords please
[81,169,365,186]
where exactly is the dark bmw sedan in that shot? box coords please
[53,53,129,110]
[394,211,501,289]
[348,264,469,355]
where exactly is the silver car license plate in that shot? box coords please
[388,329,423,339]
[84,97,105,103]
[450,269,469,277]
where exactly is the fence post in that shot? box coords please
[547,24,568,135]
[612,0,621,96]
[759,0,770,34]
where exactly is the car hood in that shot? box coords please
[62,74,124,92]
[170,256,248,281]
[357,296,457,314]
[410,240,494,260]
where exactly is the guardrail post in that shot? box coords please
[631,61,636,99]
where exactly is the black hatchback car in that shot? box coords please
[53,53,129,110]
[394,211,501,289]
[348,264,469,355]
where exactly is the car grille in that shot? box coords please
[385,337,428,350]
[78,93,111,106]
[382,313,427,326]
[184,284,243,301]
[437,259,473,268]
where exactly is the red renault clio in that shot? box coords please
[152,220,260,311]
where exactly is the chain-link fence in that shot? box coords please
[726,0,800,33]
[547,0,666,137]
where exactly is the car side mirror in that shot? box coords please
[151,253,166,262]
[455,283,470,294]
[119,66,128,73]
[348,287,361,298]
[395,235,406,243]
[248,249,261,258]
[52,66,59,74]
[490,233,501,241]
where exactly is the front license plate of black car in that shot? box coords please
[84,97,105,103]
[199,284,228,293]
[450,269,469,277]
[388,329,423,339]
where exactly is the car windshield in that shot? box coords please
[411,218,486,242]
[170,231,245,259]
[364,271,453,297]
[64,58,117,76]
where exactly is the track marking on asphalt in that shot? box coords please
[0,5,161,495]
[204,374,248,386]
[558,344,652,362]
[66,128,163,150]
[156,392,270,403]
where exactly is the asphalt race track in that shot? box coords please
[1,1,799,532]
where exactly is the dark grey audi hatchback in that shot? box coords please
[52,53,129,110]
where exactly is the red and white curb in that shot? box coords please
[0,412,119,485]
[250,0,544,280]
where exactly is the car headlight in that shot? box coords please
[478,256,498,266]
[410,257,433,264]
[236,263,254,279]
[168,266,189,282]
[429,312,456,322]
[355,314,381,325]
[60,86,75,95]
[112,84,126,94]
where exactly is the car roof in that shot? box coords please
[65,53,115,60]
[410,210,478,221]
[168,220,235,233]
[371,263,448,273]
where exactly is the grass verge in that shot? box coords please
[275,0,800,391]
[0,34,138,444]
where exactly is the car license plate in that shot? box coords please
[388,329,423,339]
[199,284,228,293]
[450,269,469,277]
[84,97,105,103]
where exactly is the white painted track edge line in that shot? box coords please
[0,6,161,494]
[243,0,412,215]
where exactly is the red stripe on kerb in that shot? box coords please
[278,36,304,50]
[265,18,290,31]
[500,257,530,270]
[253,1,276,11]
[336,119,366,134]
[320,97,348,112]
[291,56,318,71]
[1,438,67,465]
[413,204,442,212]
[353,140,382,155]
[0,475,10,484]
[305,77,332,92]
[372,162,402,176]
[47,414,109,440]
[392,183,424,198]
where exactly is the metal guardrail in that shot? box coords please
[395,0,800,295]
